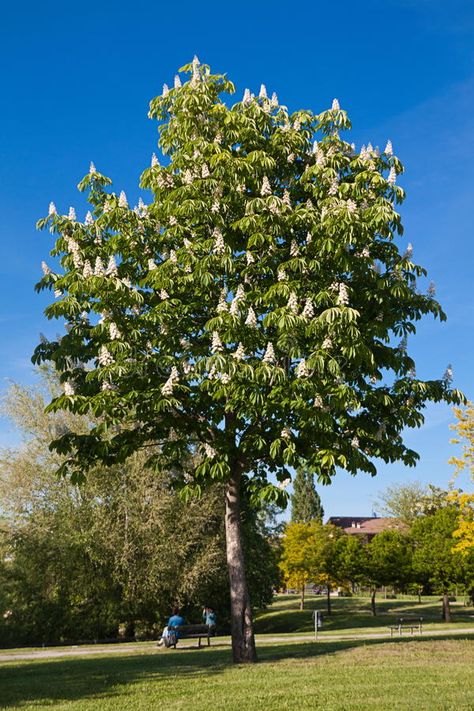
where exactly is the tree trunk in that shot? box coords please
[442,592,452,622]
[327,585,332,615]
[300,585,305,611]
[417,587,422,604]
[371,588,377,616]
[225,467,257,663]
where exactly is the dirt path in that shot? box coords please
[1,626,473,663]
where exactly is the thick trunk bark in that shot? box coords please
[225,467,257,663]
[326,585,332,615]
[300,585,305,611]
[371,588,377,616]
[442,592,452,622]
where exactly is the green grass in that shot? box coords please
[254,594,474,635]
[1,636,474,710]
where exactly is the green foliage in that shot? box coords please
[365,530,412,589]
[411,506,474,594]
[0,377,278,645]
[33,58,463,499]
[291,468,324,522]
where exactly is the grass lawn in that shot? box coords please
[254,594,474,635]
[1,636,473,710]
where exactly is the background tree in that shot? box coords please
[364,530,412,615]
[291,468,324,523]
[34,58,462,662]
[279,522,315,610]
[0,375,278,645]
[332,533,367,592]
[411,506,473,621]
[309,523,344,614]
[375,481,450,526]
[449,403,474,553]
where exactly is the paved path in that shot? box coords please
[1,627,473,663]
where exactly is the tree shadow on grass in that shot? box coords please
[1,634,473,708]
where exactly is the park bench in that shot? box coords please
[167,624,215,648]
[389,616,423,637]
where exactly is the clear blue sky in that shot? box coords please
[0,0,473,516]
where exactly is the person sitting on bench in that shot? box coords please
[158,606,185,647]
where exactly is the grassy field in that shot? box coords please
[1,636,474,710]
[254,593,474,635]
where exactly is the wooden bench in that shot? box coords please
[167,624,215,648]
[389,617,423,637]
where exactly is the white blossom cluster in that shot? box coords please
[281,427,291,440]
[94,257,105,276]
[213,228,225,255]
[245,307,257,327]
[41,261,51,275]
[98,345,114,366]
[85,211,94,226]
[278,478,291,490]
[68,207,76,221]
[262,342,276,364]
[261,176,272,196]
[336,283,349,306]
[287,292,298,313]
[203,443,217,459]
[211,331,223,353]
[387,167,397,185]
[296,359,309,377]
[302,298,314,319]
[217,290,228,313]
[290,240,299,257]
[64,380,75,396]
[118,191,128,208]
[160,289,169,300]
[161,365,179,396]
[109,322,121,340]
[83,260,93,278]
[233,342,245,361]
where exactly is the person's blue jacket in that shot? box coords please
[168,614,185,637]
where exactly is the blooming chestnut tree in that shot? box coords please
[34,58,462,663]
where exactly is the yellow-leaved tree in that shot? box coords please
[449,403,474,552]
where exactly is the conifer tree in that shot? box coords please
[291,469,324,522]
[34,58,462,663]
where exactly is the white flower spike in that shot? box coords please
[245,307,257,327]
[211,331,223,353]
[262,342,276,364]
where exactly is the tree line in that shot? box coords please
[281,476,474,620]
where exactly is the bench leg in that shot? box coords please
[207,636,210,647]
[198,638,201,648]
